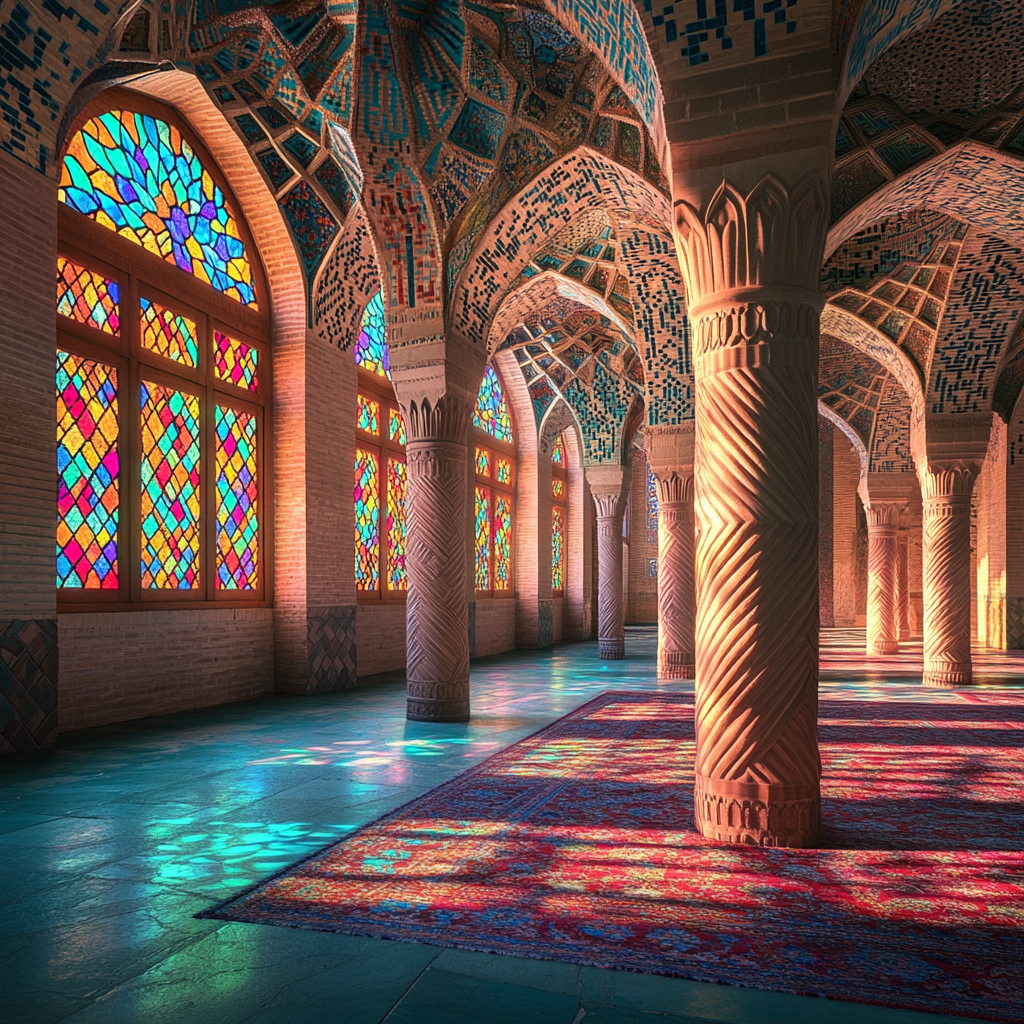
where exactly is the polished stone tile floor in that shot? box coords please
[3,628,1019,1024]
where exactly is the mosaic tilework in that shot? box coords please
[306,606,356,693]
[818,334,889,448]
[0,620,58,753]
[869,378,915,473]
[929,231,1024,414]
[313,212,381,348]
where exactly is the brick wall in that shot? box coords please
[473,598,517,657]
[833,431,861,626]
[626,454,658,624]
[356,603,407,677]
[59,608,274,731]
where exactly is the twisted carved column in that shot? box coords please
[593,492,626,659]
[401,394,474,720]
[677,174,828,848]
[653,471,695,678]
[896,527,911,641]
[921,464,978,687]
[865,502,903,655]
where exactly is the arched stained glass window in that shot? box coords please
[646,461,659,543]
[474,364,513,443]
[552,433,565,467]
[59,110,257,308]
[551,431,566,592]
[354,291,389,378]
[354,292,406,599]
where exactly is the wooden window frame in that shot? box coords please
[355,367,407,604]
[56,91,272,612]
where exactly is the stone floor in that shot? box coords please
[3,629,1021,1024]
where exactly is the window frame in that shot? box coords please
[473,375,516,599]
[56,90,272,612]
[355,366,407,604]
[551,434,567,595]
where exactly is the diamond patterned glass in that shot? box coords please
[57,257,120,335]
[215,406,258,590]
[552,477,565,499]
[475,446,490,477]
[494,495,512,591]
[140,297,198,367]
[357,395,380,435]
[140,382,201,589]
[56,351,119,589]
[475,486,490,590]
[552,504,564,591]
[214,331,259,391]
[354,448,379,590]
[60,110,257,307]
[389,407,406,444]
[387,458,407,591]
[552,433,565,466]
[496,458,512,485]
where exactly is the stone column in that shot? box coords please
[587,465,629,659]
[864,502,903,655]
[646,425,695,679]
[676,169,830,848]
[920,464,979,687]
[896,524,911,641]
[400,393,474,720]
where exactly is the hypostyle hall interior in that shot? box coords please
[0,1,1022,1022]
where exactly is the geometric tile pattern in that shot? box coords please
[306,606,357,693]
[0,620,58,753]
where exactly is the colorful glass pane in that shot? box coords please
[473,364,513,442]
[60,110,257,307]
[56,351,119,589]
[140,382,201,589]
[475,447,490,477]
[494,495,512,591]
[140,297,198,367]
[552,477,565,499]
[475,486,490,590]
[56,257,119,334]
[552,504,564,591]
[354,291,389,377]
[214,332,259,391]
[215,406,258,590]
[357,394,380,434]
[354,448,379,590]
[387,458,407,591]
[646,462,659,544]
[496,458,512,485]
[389,407,406,444]
[552,433,565,467]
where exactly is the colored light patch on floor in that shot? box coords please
[206,690,1024,1023]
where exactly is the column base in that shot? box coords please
[658,652,694,679]
[868,639,899,655]
[923,665,972,688]
[598,637,625,659]
[406,687,471,722]
[694,773,820,848]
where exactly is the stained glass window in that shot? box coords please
[358,395,380,434]
[215,406,258,590]
[214,332,259,391]
[389,408,406,444]
[387,458,407,591]
[496,458,512,485]
[140,297,198,367]
[473,364,513,442]
[646,462,659,544]
[552,505,564,591]
[354,448,380,590]
[354,291,389,377]
[475,487,491,590]
[140,382,201,589]
[475,446,490,477]
[552,433,565,467]
[494,495,511,591]
[57,257,120,335]
[56,351,119,589]
[60,110,257,307]
[552,478,565,499]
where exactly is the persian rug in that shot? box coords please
[203,691,1024,1022]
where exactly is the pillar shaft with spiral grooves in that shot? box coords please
[896,528,911,641]
[865,502,904,655]
[675,171,830,848]
[401,394,474,721]
[588,466,629,660]
[653,474,695,678]
[921,465,978,687]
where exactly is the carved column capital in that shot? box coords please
[918,462,980,503]
[397,390,475,445]
[864,501,905,529]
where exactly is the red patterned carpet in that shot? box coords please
[206,689,1023,1022]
